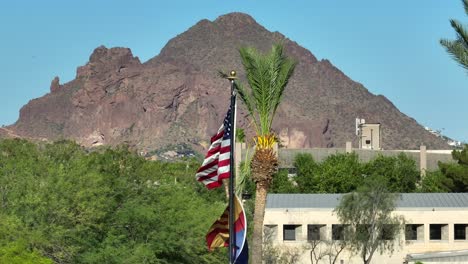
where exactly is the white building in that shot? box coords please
[264,193,468,264]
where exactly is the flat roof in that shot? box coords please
[407,249,468,260]
[266,193,468,209]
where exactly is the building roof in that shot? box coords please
[266,193,468,209]
[407,249,468,261]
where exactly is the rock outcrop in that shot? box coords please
[50,77,60,93]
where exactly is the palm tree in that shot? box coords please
[440,0,468,73]
[235,43,296,263]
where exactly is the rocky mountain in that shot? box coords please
[5,12,450,152]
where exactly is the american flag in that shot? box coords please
[196,106,233,189]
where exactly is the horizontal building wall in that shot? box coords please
[264,207,468,264]
[235,143,455,172]
[277,148,454,171]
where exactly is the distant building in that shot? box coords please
[264,193,468,264]
[356,118,381,150]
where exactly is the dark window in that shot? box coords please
[355,224,371,241]
[430,224,443,240]
[264,225,278,241]
[455,224,468,240]
[307,225,323,241]
[381,225,395,240]
[283,225,296,241]
[365,140,371,144]
[332,225,345,240]
[405,225,418,240]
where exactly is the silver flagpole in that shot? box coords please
[227,70,237,264]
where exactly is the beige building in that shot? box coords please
[264,193,468,264]
[358,123,381,150]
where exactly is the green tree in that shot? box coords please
[364,153,420,193]
[316,153,364,193]
[335,178,405,264]
[440,0,468,72]
[293,153,320,193]
[235,43,296,263]
[295,153,364,193]
[418,170,451,193]
[270,169,298,193]
[0,139,228,263]
[438,145,468,192]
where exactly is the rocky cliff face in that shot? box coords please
[7,12,450,151]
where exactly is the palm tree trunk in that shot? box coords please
[251,182,268,264]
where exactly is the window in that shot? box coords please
[405,224,423,241]
[264,225,278,241]
[454,224,468,240]
[332,225,346,240]
[354,224,371,241]
[381,225,396,240]
[430,224,448,240]
[365,140,371,144]
[308,225,325,241]
[283,225,300,241]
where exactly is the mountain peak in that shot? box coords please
[77,46,141,78]
[214,12,257,26]
[89,46,139,64]
[213,12,264,33]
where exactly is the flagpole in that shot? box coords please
[227,70,237,264]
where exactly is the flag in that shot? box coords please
[196,105,233,189]
[206,195,248,263]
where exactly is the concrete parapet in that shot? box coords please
[420,145,427,176]
[345,141,352,153]
[235,143,454,172]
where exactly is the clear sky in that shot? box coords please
[0,0,467,142]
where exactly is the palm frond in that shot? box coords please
[464,0,468,15]
[217,70,229,79]
[450,19,468,48]
[441,1,468,73]
[268,46,297,130]
[441,39,468,70]
[235,147,253,197]
[237,43,296,138]
[234,81,259,132]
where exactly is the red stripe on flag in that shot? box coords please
[205,144,222,158]
[210,131,224,143]
[196,159,219,173]
[217,171,230,181]
[217,159,230,167]
[197,170,219,182]
[206,181,222,189]
[220,144,230,152]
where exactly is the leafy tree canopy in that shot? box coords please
[0,139,227,263]
[278,152,433,194]
[363,153,420,193]
[437,145,468,192]
[294,153,364,193]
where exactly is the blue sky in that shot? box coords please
[0,0,467,142]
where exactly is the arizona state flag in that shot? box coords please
[206,195,248,263]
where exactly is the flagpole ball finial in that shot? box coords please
[227,70,237,80]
